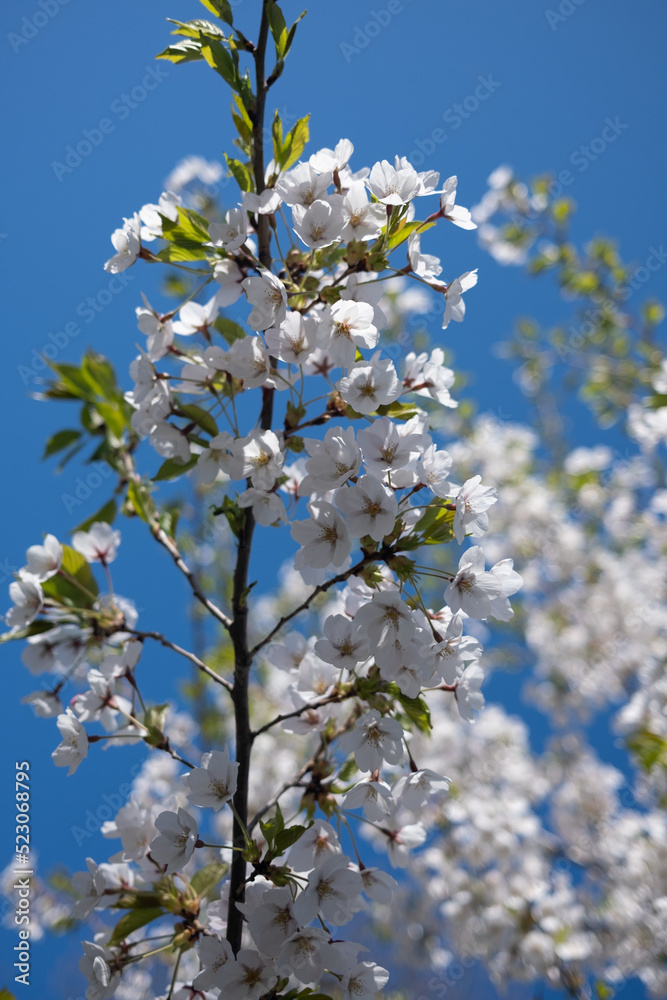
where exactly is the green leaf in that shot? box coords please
[127,481,155,523]
[266,1,288,58]
[198,0,233,24]
[201,39,239,89]
[387,219,435,252]
[375,400,421,421]
[153,454,199,481]
[274,823,308,856]
[83,353,120,400]
[277,115,310,172]
[225,154,254,193]
[143,703,170,747]
[214,315,247,346]
[216,496,244,538]
[387,684,432,733]
[156,243,209,263]
[627,730,667,772]
[108,907,165,946]
[42,544,99,609]
[159,208,211,261]
[413,502,455,545]
[284,10,307,60]
[95,402,127,440]
[156,38,204,64]
[73,498,117,534]
[43,428,81,459]
[178,403,219,437]
[190,861,229,897]
[168,18,226,40]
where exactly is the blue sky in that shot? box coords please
[1,0,666,996]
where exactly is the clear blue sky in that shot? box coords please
[1,0,666,996]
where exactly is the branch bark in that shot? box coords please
[226,0,275,954]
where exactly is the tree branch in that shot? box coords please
[130,629,233,694]
[249,549,390,660]
[226,2,275,955]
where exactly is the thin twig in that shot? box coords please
[130,629,233,694]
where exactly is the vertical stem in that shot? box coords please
[252,0,272,270]
[226,0,275,954]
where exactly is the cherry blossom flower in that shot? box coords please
[265,311,318,365]
[354,591,417,651]
[291,501,351,569]
[335,474,398,541]
[209,207,248,251]
[173,294,220,337]
[439,175,477,230]
[71,859,107,920]
[184,748,239,811]
[298,425,362,495]
[79,941,121,1000]
[247,887,298,957]
[288,819,341,871]
[293,198,344,249]
[341,709,404,772]
[276,162,332,206]
[6,577,43,628]
[314,614,370,670]
[238,487,288,525]
[197,431,234,485]
[367,158,422,205]
[310,139,354,173]
[340,961,390,999]
[150,807,198,874]
[294,853,362,926]
[318,300,379,367]
[213,257,244,306]
[242,188,282,214]
[136,297,174,361]
[104,213,141,273]
[193,936,234,991]
[442,269,478,328]
[23,534,62,581]
[227,429,283,490]
[343,779,393,821]
[444,546,504,620]
[452,474,498,543]
[277,927,331,984]
[455,662,485,722]
[394,769,451,811]
[52,708,89,775]
[341,182,386,241]
[417,443,453,498]
[336,355,402,414]
[242,269,288,330]
[72,522,121,565]
[408,231,442,281]
[358,866,397,903]
[139,190,180,241]
[215,949,276,1000]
